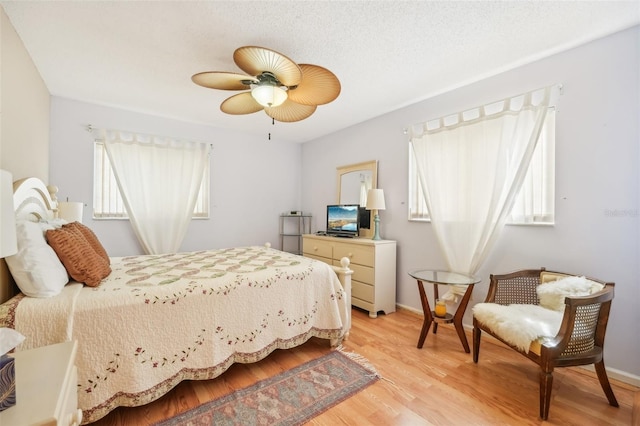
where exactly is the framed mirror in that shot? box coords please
[337,160,378,238]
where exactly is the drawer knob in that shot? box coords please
[348,252,353,258]
[313,246,318,251]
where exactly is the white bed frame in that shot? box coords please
[12,177,59,222]
[2,177,353,335]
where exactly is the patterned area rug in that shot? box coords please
[156,349,379,426]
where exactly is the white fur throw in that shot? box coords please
[536,276,604,311]
[473,303,563,352]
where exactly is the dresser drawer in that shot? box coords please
[336,260,374,285]
[352,280,374,303]
[334,243,374,267]
[303,239,333,258]
[305,253,332,266]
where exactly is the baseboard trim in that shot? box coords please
[395,303,640,387]
[579,364,640,388]
[396,303,422,316]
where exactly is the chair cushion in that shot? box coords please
[537,275,604,311]
[540,271,571,283]
[473,303,563,352]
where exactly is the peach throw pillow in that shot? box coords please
[46,223,111,287]
[67,221,110,264]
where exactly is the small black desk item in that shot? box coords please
[408,269,480,353]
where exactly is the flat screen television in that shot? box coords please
[326,204,360,238]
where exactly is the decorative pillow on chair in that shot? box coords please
[5,221,69,297]
[536,275,604,311]
[46,223,111,287]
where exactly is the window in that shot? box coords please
[408,146,430,221]
[93,141,210,219]
[408,108,555,225]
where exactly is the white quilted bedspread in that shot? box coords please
[3,246,348,423]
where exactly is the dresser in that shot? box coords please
[302,234,396,318]
[0,341,82,426]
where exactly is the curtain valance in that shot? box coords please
[409,84,562,137]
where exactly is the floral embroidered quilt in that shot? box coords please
[0,246,348,423]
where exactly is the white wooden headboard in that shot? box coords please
[0,177,59,303]
[13,177,59,222]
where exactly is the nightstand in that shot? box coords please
[0,340,82,426]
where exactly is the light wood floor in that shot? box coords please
[91,307,638,425]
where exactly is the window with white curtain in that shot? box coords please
[93,141,210,219]
[408,107,556,225]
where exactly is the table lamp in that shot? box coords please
[366,188,386,240]
[58,201,84,223]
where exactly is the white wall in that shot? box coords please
[301,26,640,379]
[0,7,50,301]
[0,7,49,181]
[49,97,303,257]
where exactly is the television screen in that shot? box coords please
[326,204,360,237]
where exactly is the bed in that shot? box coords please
[0,177,352,424]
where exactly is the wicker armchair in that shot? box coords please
[472,267,618,420]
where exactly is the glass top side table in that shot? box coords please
[408,269,480,353]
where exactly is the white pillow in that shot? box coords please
[5,221,69,298]
[39,218,68,229]
[536,275,604,311]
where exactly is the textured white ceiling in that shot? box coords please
[2,1,639,143]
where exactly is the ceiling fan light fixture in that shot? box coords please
[251,84,287,107]
[194,46,339,122]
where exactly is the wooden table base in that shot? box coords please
[416,280,475,353]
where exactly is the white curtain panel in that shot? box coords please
[359,178,368,207]
[102,130,210,255]
[410,85,558,300]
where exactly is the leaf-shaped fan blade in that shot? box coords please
[234,46,302,87]
[192,72,258,90]
[264,99,317,123]
[220,92,264,115]
[287,64,341,106]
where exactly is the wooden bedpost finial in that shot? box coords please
[340,257,350,270]
[46,185,59,218]
[46,185,59,202]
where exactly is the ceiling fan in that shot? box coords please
[192,46,341,123]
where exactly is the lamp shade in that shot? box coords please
[251,85,287,107]
[365,188,386,210]
[58,201,84,223]
[0,170,17,258]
